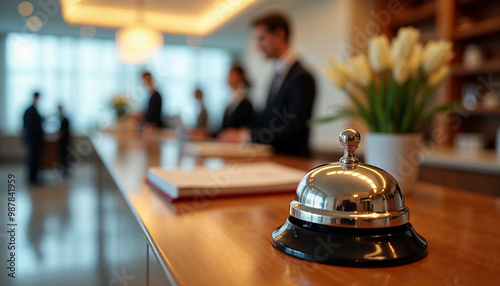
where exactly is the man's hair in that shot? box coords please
[195,88,203,95]
[142,71,152,78]
[33,92,40,99]
[252,13,291,43]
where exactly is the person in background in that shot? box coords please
[187,89,211,140]
[23,92,44,183]
[194,89,208,129]
[58,105,70,176]
[218,13,316,157]
[218,65,254,134]
[142,71,163,129]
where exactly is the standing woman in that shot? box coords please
[219,65,254,133]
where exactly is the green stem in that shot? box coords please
[385,79,398,133]
[345,90,377,131]
[366,83,386,132]
[401,70,423,132]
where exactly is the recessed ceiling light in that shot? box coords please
[26,16,43,31]
[18,2,34,17]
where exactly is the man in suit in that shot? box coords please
[219,13,316,157]
[58,105,70,176]
[23,92,44,183]
[142,72,163,128]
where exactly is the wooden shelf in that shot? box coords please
[455,58,500,76]
[458,109,500,116]
[454,17,500,40]
[457,0,482,5]
[390,2,435,27]
[420,31,436,43]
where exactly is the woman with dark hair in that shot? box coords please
[219,65,254,132]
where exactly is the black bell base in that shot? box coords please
[272,216,427,267]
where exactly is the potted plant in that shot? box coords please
[110,94,131,119]
[316,27,458,194]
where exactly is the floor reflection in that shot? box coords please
[0,162,101,286]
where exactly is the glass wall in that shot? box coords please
[4,33,232,133]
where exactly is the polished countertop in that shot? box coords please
[92,131,500,285]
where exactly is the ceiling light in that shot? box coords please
[116,24,163,65]
[26,16,43,31]
[114,0,164,65]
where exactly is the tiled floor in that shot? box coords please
[0,161,102,286]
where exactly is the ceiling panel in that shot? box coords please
[61,0,263,36]
[82,0,215,16]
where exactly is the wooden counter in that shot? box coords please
[92,131,500,286]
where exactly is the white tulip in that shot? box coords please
[393,60,410,85]
[324,58,350,89]
[391,27,421,62]
[349,54,372,87]
[328,58,351,78]
[408,43,423,77]
[324,66,347,89]
[422,40,454,74]
[428,65,450,86]
[369,34,392,72]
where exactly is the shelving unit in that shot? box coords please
[454,58,500,77]
[454,17,500,40]
[377,0,500,149]
[460,109,500,117]
[390,2,436,27]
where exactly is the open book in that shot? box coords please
[182,142,273,157]
[147,162,304,201]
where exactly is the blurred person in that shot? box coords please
[218,65,254,133]
[194,89,208,129]
[23,92,44,183]
[218,13,316,157]
[138,71,163,129]
[188,88,211,140]
[58,105,70,176]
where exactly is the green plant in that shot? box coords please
[110,94,131,117]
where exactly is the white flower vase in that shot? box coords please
[364,133,423,196]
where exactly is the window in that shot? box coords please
[4,33,232,133]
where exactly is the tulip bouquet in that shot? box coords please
[319,27,458,133]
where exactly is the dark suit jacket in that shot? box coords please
[222,98,254,130]
[196,105,208,129]
[146,91,163,128]
[23,105,43,146]
[60,117,70,146]
[251,61,316,157]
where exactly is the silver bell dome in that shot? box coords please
[271,128,427,267]
[290,128,409,228]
